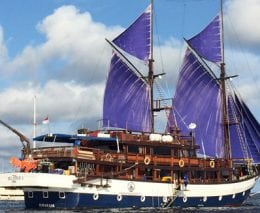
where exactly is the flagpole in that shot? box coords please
[48,121,50,135]
[46,115,50,135]
[33,96,36,149]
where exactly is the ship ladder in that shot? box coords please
[162,194,178,208]
[167,189,179,208]
[162,186,179,208]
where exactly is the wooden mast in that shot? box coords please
[220,0,231,160]
[148,0,155,132]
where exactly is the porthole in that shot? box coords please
[163,196,168,203]
[93,193,99,200]
[43,191,48,199]
[28,191,33,198]
[117,194,122,201]
[59,192,65,199]
[183,196,187,203]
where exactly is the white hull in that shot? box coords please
[0,172,257,208]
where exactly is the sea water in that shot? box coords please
[0,195,260,213]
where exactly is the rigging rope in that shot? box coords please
[226,83,251,160]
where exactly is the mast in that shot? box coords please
[220,0,231,160]
[148,0,155,132]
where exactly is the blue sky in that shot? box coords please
[0,0,260,170]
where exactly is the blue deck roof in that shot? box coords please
[33,133,117,143]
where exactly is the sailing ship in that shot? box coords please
[0,1,259,209]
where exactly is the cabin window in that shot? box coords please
[43,191,48,199]
[128,145,139,153]
[189,149,196,157]
[206,171,217,181]
[59,192,65,199]
[146,147,150,155]
[180,149,189,157]
[160,169,171,178]
[153,146,171,156]
[173,149,178,157]
[28,191,33,198]
[193,171,204,182]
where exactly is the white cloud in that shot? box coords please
[154,37,184,97]
[225,0,260,50]
[0,26,8,66]
[222,0,260,119]
[4,5,123,84]
[0,80,104,126]
[0,79,105,167]
[0,5,185,168]
[225,46,260,102]
[0,126,24,172]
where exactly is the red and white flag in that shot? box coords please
[42,116,49,124]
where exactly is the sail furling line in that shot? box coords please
[148,0,155,132]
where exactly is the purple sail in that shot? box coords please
[228,94,260,163]
[187,15,222,63]
[113,5,151,62]
[168,48,224,157]
[103,53,151,132]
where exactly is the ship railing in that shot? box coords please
[31,146,74,158]
[110,130,193,145]
[31,146,232,171]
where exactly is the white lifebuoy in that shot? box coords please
[162,196,168,203]
[140,195,145,202]
[183,196,187,203]
[144,156,151,165]
[106,153,112,161]
[210,160,215,168]
[242,191,245,196]
[218,196,222,201]
[117,194,122,201]
[232,194,236,199]
[179,159,185,167]
[203,196,207,202]
[93,193,99,200]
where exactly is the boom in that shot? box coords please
[0,119,31,156]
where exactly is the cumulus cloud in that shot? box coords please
[0,5,181,135]
[225,0,260,51]
[0,79,105,168]
[0,80,104,127]
[4,5,123,84]
[224,44,260,117]
[0,126,25,172]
